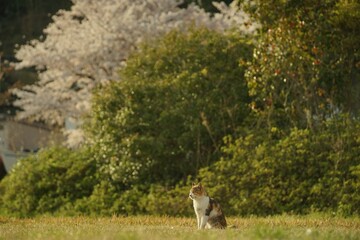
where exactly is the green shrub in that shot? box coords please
[86,27,253,187]
[0,147,97,217]
[245,1,360,130]
[76,181,194,216]
[143,182,193,216]
[1,28,254,217]
[199,115,360,216]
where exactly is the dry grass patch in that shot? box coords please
[0,215,359,240]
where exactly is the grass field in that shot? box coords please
[0,215,359,240]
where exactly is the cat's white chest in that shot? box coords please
[193,196,209,214]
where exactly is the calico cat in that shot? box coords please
[189,183,227,229]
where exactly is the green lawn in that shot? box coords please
[0,215,359,240]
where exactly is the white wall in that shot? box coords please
[0,120,63,172]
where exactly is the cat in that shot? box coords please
[189,182,227,229]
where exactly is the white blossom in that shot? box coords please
[13,0,259,146]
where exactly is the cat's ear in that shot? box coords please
[192,182,196,186]
[198,182,202,187]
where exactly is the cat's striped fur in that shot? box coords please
[189,183,227,229]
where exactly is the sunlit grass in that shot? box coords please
[0,215,359,240]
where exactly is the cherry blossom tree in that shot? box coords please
[13,0,259,146]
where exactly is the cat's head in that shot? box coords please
[189,182,206,199]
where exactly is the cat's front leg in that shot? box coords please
[200,215,209,229]
[195,213,201,229]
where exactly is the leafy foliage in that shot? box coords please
[1,1,359,218]
[244,0,360,131]
[86,27,253,187]
[0,147,97,217]
[1,27,253,217]
[199,115,360,216]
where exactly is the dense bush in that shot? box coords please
[72,181,194,216]
[199,115,360,216]
[0,147,97,217]
[143,181,194,216]
[1,1,359,217]
[0,147,197,217]
[86,27,253,188]
[0,27,254,217]
[245,0,360,130]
